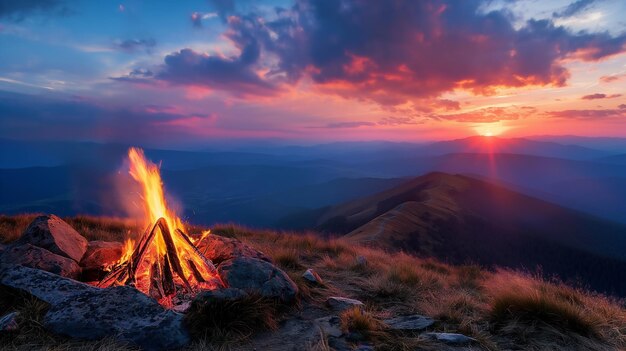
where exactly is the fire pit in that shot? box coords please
[98,148,223,308]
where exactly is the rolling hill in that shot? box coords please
[307,172,626,295]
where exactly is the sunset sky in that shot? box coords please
[1,0,625,147]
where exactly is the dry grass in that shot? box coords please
[0,214,141,243]
[1,215,626,351]
[184,293,279,349]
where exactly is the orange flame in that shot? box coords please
[118,238,135,265]
[122,147,221,305]
[128,147,184,232]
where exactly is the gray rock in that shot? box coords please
[303,268,323,284]
[383,314,434,331]
[17,215,87,262]
[0,244,82,279]
[218,257,298,302]
[355,343,375,351]
[0,312,18,332]
[79,241,123,281]
[328,336,352,351]
[196,234,271,264]
[326,296,364,312]
[423,332,477,345]
[314,315,343,338]
[244,317,321,351]
[0,265,190,351]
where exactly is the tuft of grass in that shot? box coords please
[184,294,279,345]
[490,291,599,338]
[0,214,40,243]
[269,247,304,271]
[339,307,384,338]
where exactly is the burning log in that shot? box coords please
[99,217,223,307]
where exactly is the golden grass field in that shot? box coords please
[1,214,626,351]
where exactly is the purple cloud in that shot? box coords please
[581,93,622,100]
[115,38,156,53]
[114,0,626,107]
[553,0,596,18]
[548,108,626,119]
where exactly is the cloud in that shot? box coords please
[432,106,536,123]
[110,68,154,83]
[435,99,461,111]
[191,11,218,28]
[0,0,71,21]
[114,38,156,53]
[321,121,376,129]
[208,0,235,20]
[156,44,278,97]
[0,90,215,143]
[600,73,626,83]
[581,93,622,100]
[547,108,626,119]
[553,0,596,18]
[144,0,626,105]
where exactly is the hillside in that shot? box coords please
[310,172,626,295]
[1,215,626,351]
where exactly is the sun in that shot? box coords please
[473,123,508,137]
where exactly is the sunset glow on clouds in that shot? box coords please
[0,0,625,146]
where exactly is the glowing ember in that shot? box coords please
[99,147,223,308]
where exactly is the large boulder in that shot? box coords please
[0,244,81,279]
[0,265,190,351]
[79,241,123,281]
[16,215,87,262]
[196,235,271,264]
[218,257,298,302]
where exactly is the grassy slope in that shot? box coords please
[1,214,625,351]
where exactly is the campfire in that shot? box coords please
[98,148,223,308]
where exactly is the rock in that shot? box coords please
[315,315,343,338]
[79,241,123,281]
[217,257,298,302]
[16,215,87,262]
[303,268,323,284]
[195,234,271,264]
[0,265,190,351]
[383,314,434,331]
[0,243,5,256]
[423,332,477,345]
[355,343,375,351]
[326,296,364,312]
[356,255,367,266]
[80,241,123,268]
[328,336,352,351]
[0,312,18,332]
[244,317,322,351]
[0,244,82,279]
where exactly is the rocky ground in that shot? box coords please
[1,214,626,351]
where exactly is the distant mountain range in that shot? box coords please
[2,136,626,226]
[301,172,626,295]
